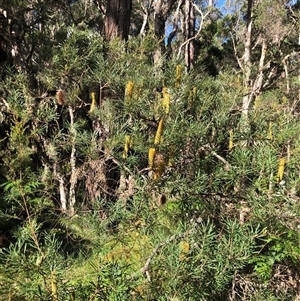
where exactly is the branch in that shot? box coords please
[230,32,243,71]
[211,151,231,170]
[166,0,183,47]
[177,3,212,59]
[0,96,10,111]
[201,144,231,169]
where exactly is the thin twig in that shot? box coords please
[211,151,231,170]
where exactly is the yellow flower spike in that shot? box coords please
[51,270,58,301]
[162,86,168,95]
[162,91,170,114]
[179,241,190,261]
[277,158,285,182]
[192,86,197,98]
[168,146,175,167]
[125,81,134,107]
[148,148,156,168]
[89,92,96,113]
[175,64,182,88]
[267,122,273,140]
[125,81,134,98]
[123,135,132,159]
[154,170,164,180]
[154,119,164,145]
[188,87,197,109]
[179,241,190,254]
[229,129,234,150]
[129,136,133,149]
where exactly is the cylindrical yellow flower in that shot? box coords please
[89,92,96,113]
[123,135,132,159]
[188,87,197,109]
[267,122,272,140]
[179,240,190,261]
[125,81,134,107]
[154,119,164,145]
[277,158,285,182]
[229,129,234,150]
[168,146,175,167]
[162,86,167,95]
[125,81,134,98]
[175,65,182,88]
[51,270,58,300]
[162,92,170,114]
[148,148,156,168]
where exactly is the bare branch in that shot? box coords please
[177,2,212,59]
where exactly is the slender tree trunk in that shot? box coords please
[153,0,166,66]
[241,0,253,117]
[68,106,77,216]
[184,0,195,70]
[105,0,132,41]
[53,163,67,213]
[241,0,266,119]
[153,0,177,66]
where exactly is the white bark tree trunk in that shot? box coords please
[68,106,77,216]
[241,0,253,118]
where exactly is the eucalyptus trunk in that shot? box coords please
[105,0,132,41]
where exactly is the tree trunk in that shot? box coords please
[105,0,132,41]
[184,0,195,70]
[153,0,177,66]
[241,0,253,118]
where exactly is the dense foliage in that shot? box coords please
[1,0,300,300]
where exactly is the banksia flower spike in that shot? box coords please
[168,146,175,167]
[125,81,134,98]
[229,129,234,150]
[267,122,273,140]
[148,148,156,168]
[123,135,133,159]
[154,119,164,145]
[179,241,190,260]
[175,64,182,88]
[89,92,96,113]
[162,87,170,114]
[51,270,58,300]
[188,87,197,109]
[277,158,285,182]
